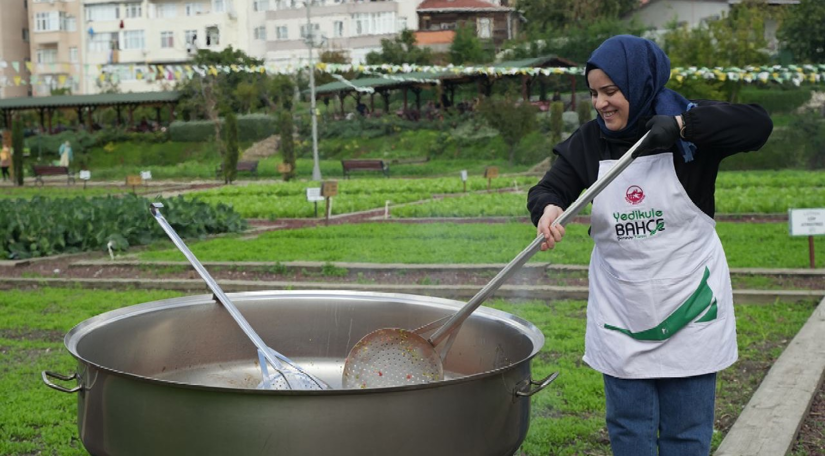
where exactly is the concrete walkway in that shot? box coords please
[715,295,825,456]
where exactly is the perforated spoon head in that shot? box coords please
[342,328,443,389]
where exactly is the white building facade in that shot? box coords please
[82,0,245,94]
[263,0,423,67]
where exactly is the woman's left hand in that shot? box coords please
[641,115,681,153]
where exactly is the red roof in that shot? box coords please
[418,0,511,11]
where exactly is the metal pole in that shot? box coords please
[306,2,322,181]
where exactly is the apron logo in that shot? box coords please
[612,209,666,240]
[625,185,645,205]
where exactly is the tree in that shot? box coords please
[662,2,772,101]
[365,29,433,65]
[223,112,239,184]
[477,93,538,165]
[450,23,492,65]
[176,46,265,120]
[234,81,260,114]
[12,119,24,186]
[778,0,825,63]
[517,0,639,36]
[277,110,296,181]
[261,74,296,112]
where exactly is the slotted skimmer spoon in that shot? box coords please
[150,203,331,391]
[342,132,651,389]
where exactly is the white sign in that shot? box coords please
[306,187,324,202]
[789,208,825,236]
[140,170,152,180]
[79,170,91,180]
[460,170,468,182]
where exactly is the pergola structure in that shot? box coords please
[0,91,180,133]
[313,55,579,117]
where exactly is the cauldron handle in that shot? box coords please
[42,371,81,393]
[515,372,559,397]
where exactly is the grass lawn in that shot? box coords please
[0,288,815,455]
[138,222,825,269]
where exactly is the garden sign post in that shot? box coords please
[484,166,498,192]
[321,180,338,225]
[79,170,91,190]
[306,187,324,218]
[460,170,468,193]
[788,208,825,269]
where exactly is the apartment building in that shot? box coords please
[80,0,245,94]
[0,1,31,99]
[28,0,82,97]
[263,0,423,67]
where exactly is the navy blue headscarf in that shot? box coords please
[586,35,696,162]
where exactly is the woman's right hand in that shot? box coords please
[537,204,566,251]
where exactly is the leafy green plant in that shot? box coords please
[0,194,246,260]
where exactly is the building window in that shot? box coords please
[477,17,492,39]
[213,0,225,13]
[333,21,343,38]
[125,4,142,19]
[35,12,57,32]
[122,30,145,50]
[397,17,407,31]
[300,23,319,40]
[352,12,396,36]
[253,0,270,11]
[69,47,78,63]
[254,26,266,40]
[64,15,77,32]
[206,26,220,46]
[440,22,456,30]
[86,5,119,22]
[158,3,178,18]
[275,26,288,40]
[88,32,118,52]
[161,31,174,48]
[185,29,198,45]
[36,48,57,64]
[185,3,203,16]
[22,28,29,42]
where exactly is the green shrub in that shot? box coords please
[549,101,564,143]
[223,112,239,184]
[170,114,277,142]
[738,87,813,114]
[12,121,24,185]
[577,100,593,125]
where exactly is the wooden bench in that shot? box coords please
[215,160,259,179]
[32,165,75,186]
[341,159,390,179]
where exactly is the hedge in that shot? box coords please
[170,114,278,142]
[738,87,813,114]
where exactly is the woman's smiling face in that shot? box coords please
[588,69,630,131]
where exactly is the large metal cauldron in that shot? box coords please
[43,291,553,456]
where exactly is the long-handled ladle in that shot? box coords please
[342,132,651,389]
[150,203,331,390]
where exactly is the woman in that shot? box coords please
[527,35,772,455]
[58,141,72,168]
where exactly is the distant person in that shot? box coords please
[356,101,368,116]
[0,145,10,181]
[58,140,73,168]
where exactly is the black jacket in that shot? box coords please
[527,100,773,225]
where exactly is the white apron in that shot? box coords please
[582,153,738,379]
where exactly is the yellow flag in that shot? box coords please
[13,76,21,86]
[25,62,33,72]
[58,75,67,86]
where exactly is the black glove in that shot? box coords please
[635,115,680,156]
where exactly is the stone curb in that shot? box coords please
[2,277,822,304]
[715,296,825,456]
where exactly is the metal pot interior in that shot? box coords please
[66,290,544,391]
